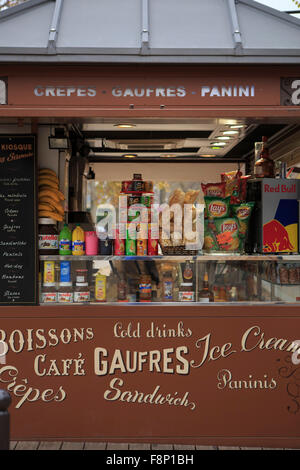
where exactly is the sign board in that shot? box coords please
[0,135,38,305]
[1,305,300,447]
[1,65,300,117]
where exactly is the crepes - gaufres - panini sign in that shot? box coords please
[2,67,300,109]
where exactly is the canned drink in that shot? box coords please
[137,239,147,256]
[126,223,137,256]
[114,226,125,255]
[132,180,145,192]
[144,181,153,193]
[126,238,136,255]
[148,223,159,255]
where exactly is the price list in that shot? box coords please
[0,135,38,305]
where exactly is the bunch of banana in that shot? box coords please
[38,168,65,222]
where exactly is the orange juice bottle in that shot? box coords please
[72,224,85,256]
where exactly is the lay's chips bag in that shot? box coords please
[204,196,231,220]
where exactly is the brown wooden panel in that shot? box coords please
[1,64,300,118]
[1,304,300,448]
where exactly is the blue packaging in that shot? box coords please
[60,261,71,283]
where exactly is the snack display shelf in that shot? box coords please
[39,254,300,262]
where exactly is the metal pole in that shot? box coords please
[0,389,11,451]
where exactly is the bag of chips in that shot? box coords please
[214,217,241,252]
[204,196,231,219]
[231,201,255,238]
[204,217,241,252]
[221,170,243,182]
[203,219,219,251]
[201,182,226,198]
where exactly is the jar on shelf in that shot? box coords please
[57,261,73,303]
[74,269,90,303]
[58,282,73,303]
[41,283,57,303]
[179,283,194,302]
[38,218,59,255]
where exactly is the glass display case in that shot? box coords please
[39,254,300,305]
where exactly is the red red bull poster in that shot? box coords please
[263,180,299,253]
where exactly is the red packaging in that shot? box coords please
[220,170,243,182]
[114,227,125,255]
[121,181,133,193]
[201,182,226,198]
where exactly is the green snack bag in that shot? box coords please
[204,219,219,252]
[204,196,231,219]
[213,217,241,252]
[231,202,255,238]
[59,223,72,255]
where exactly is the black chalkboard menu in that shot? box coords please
[0,135,38,305]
